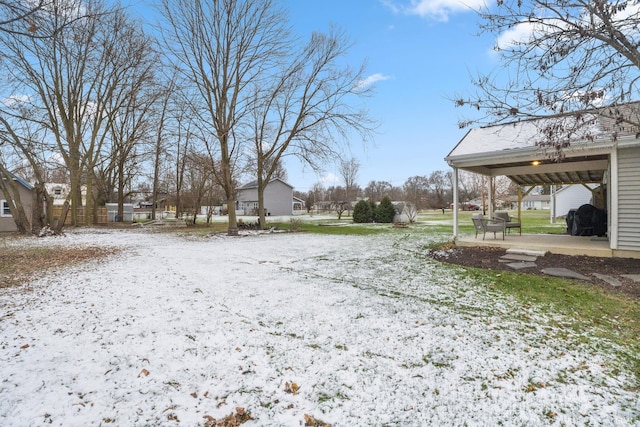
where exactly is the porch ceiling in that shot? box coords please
[460,154,609,186]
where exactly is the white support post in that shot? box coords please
[452,167,459,240]
[610,149,618,249]
[488,176,494,219]
[550,185,555,223]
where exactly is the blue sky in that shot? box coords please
[125,0,499,192]
[281,0,497,192]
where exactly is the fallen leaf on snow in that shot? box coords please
[304,413,331,426]
[284,381,300,395]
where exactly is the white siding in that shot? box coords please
[263,180,293,215]
[236,179,293,216]
[555,184,594,217]
[617,147,640,251]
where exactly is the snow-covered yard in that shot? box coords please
[0,228,638,426]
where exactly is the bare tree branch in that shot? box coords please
[456,0,640,152]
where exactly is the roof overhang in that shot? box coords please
[446,141,615,186]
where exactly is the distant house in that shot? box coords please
[236,178,297,216]
[292,196,305,212]
[45,183,68,205]
[505,193,550,211]
[44,183,87,206]
[551,184,598,221]
[0,173,34,232]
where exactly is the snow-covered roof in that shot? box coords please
[445,105,640,186]
[447,103,640,163]
[447,115,609,160]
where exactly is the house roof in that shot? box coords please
[4,172,33,190]
[446,103,640,186]
[238,178,293,190]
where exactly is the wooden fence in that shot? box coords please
[52,206,108,226]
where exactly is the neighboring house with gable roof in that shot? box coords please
[551,184,599,222]
[0,172,35,233]
[446,102,640,258]
[236,178,297,216]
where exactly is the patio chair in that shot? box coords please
[493,211,521,235]
[471,213,505,240]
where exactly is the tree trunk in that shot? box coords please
[85,171,94,225]
[0,167,31,234]
[117,165,125,222]
[31,182,49,233]
[257,177,266,230]
[54,200,70,234]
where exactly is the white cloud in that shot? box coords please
[384,0,487,22]
[355,73,391,90]
[321,172,340,184]
[494,21,535,50]
[2,94,30,107]
[494,2,640,51]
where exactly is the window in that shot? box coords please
[54,187,62,196]
[1,200,11,217]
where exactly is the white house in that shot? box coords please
[445,102,640,258]
[44,183,87,206]
[551,184,598,222]
[504,193,550,211]
[236,178,297,216]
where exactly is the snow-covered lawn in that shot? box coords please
[1,228,638,426]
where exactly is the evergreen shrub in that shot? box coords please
[375,196,396,223]
[353,199,373,223]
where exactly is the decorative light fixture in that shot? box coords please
[531,160,541,166]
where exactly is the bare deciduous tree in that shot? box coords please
[364,180,392,202]
[160,0,289,235]
[0,112,51,233]
[0,1,59,38]
[248,25,374,229]
[403,175,429,211]
[456,0,640,153]
[94,17,159,222]
[339,157,361,205]
[428,170,452,209]
[1,1,154,227]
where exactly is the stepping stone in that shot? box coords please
[621,274,640,283]
[500,253,538,262]
[506,262,537,270]
[541,268,589,280]
[507,248,547,257]
[593,273,622,287]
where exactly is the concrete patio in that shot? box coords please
[456,233,613,258]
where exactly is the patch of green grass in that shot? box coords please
[174,208,567,237]
[462,266,640,380]
[270,221,395,236]
[417,209,566,235]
